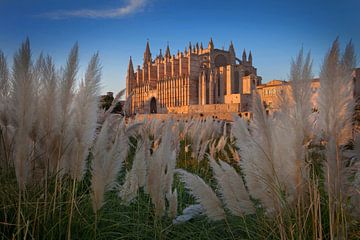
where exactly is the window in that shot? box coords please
[233,71,240,93]
[215,54,227,67]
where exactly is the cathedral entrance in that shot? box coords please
[150,97,157,113]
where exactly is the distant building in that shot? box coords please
[126,39,262,115]
[257,68,359,113]
[125,40,359,119]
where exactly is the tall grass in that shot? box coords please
[0,38,359,239]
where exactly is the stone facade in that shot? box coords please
[126,40,359,118]
[257,68,360,113]
[126,39,262,115]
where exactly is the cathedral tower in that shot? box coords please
[126,56,135,97]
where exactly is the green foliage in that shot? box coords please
[100,95,114,111]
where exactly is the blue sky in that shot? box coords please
[1,0,359,94]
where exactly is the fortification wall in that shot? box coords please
[138,103,248,121]
[133,110,251,122]
[166,103,241,114]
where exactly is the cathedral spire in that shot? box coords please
[229,41,235,55]
[248,51,253,65]
[208,37,214,50]
[126,56,135,97]
[165,43,171,58]
[242,49,247,63]
[128,56,134,75]
[144,40,152,63]
[188,42,192,52]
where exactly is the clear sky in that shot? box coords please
[1,0,359,94]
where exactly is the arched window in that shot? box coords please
[215,54,227,67]
[150,97,157,113]
[217,75,221,97]
[233,71,240,93]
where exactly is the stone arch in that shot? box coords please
[150,97,157,114]
[214,54,227,67]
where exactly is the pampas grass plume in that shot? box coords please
[176,169,225,221]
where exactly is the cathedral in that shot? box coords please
[126,39,262,115]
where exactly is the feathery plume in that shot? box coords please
[173,204,205,224]
[67,53,101,180]
[0,51,11,127]
[55,43,79,174]
[0,50,12,167]
[232,97,281,212]
[32,55,59,180]
[118,140,147,204]
[0,50,9,101]
[146,122,177,216]
[272,49,314,198]
[91,118,137,212]
[176,169,225,221]
[11,39,37,190]
[318,39,356,198]
[209,156,254,216]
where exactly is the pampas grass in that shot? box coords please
[67,53,101,180]
[36,55,59,182]
[91,117,139,212]
[12,39,37,190]
[317,39,356,239]
[176,169,225,221]
[318,39,355,195]
[0,50,9,96]
[118,139,147,204]
[277,48,314,196]
[55,43,79,175]
[0,50,12,168]
[232,98,283,212]
[209,156,254,216]
[145,122,178,217]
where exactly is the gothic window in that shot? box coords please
[233,71,240,94]
[215,54,227,67]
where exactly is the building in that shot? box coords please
[256,79,320,112]
[257,68,360,113]
[126,40,359,119]
[126,39,262,115]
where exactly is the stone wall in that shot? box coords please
[133,112,235,122]
[165,103,241,114]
